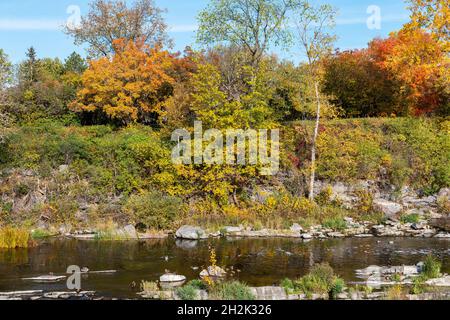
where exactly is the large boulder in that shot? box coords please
[175,226,208,240]
[373,199,403,218]
[430,216,450,232]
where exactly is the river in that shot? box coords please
[0,237,449,298]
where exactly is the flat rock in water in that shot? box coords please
[0,290,43,297]
[160,274,186,283]
[425,276,450,286]
[22,275,66,283]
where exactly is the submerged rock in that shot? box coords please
[175,226,208,240]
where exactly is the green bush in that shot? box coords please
[123,190,183,230]
[187,279,207,290]
[280,278,295,294]
[294,263,345,299]
[330,277,345,299]
[176,285,199,300]
[422,255,441,279]
[210,281,255,300]
[400,213,420,224]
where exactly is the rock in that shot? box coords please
[160,274,186,283]
[434,232,450,238]
[22,275,66,283]
[425,276,450,287]
[430,216,450,232]
[290,223,303,233]
[123,224,138,239]
[327,232,345,238]
[200,266,227,278]
[411,223,426,230]
[175,226,208,240]
[222,226,243,234]
[58,165,69,173]
[70,234,96,240]
[438,188,450,199]
[373,199,403,218]
[159,274,186,289]
[0,290,43,297]
[250,287,287,300]
[301,233,313,240]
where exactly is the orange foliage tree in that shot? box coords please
[369,29,449,115]
[70,39,175,124]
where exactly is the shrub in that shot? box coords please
[422,255,441,279]
[187,279,208,290]
[140,281,161,298]
[330,277,345,299]
[315,186,333,206]
[400,213,420,224]
[280,278,295,294]
[0,227,30,248]
[124,190,183,230]
[295,263,338,298]
[176,285,199,300]
[411,274,428,294]
[354,189,374,214]
[385,284,407,300]
[322,216,347,231]
[210,281,255,300]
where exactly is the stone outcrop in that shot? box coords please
[175,226,208,240]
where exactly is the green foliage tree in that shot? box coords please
[197,0,300,71]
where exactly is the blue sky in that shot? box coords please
[0,0,410,63]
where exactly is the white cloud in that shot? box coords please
[0,19,63,30]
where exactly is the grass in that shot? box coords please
[283,263,346,299]
[322,216,347,231]
[209,281,255,300]
[0,227,30,249]
[385,284,407,300]
[400,213,421,224]
[422,255,442,279]
[30,229,54,239]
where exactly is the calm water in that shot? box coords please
[0,237,449,298]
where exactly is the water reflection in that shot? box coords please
[0,237,448,298]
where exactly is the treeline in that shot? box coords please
[0,0,448,130]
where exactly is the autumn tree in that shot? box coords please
[292,1,337,200]
[70,39,174,125]
[65,0,170,58]
[405,0,449,49]
[322,49,402,117]
[372,29,449,115]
